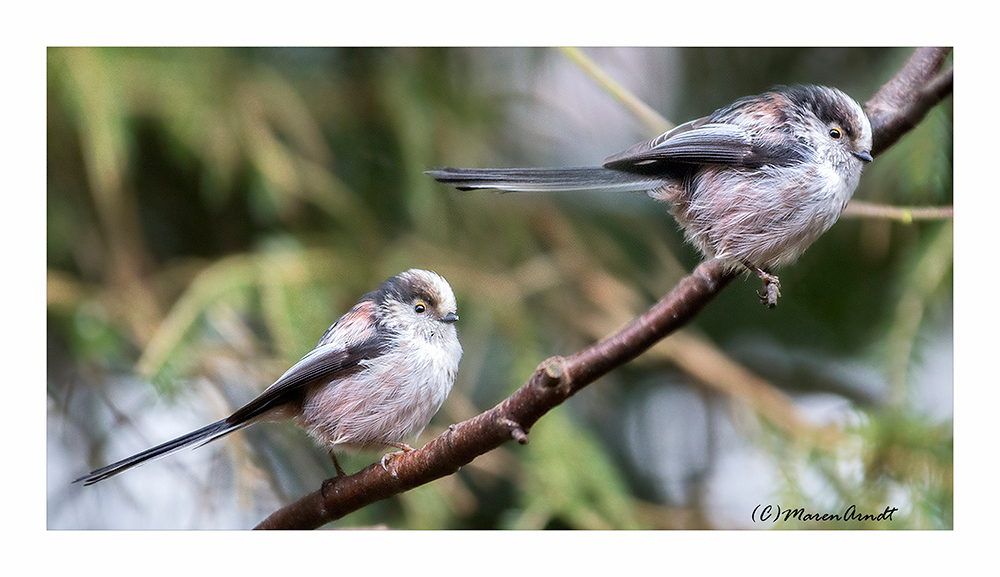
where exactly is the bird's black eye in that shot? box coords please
[829,127,842,139]
[414,303,426,314]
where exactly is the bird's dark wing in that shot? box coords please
[603,118,753,169]
[225,301,391,426]
[603,117,806,172]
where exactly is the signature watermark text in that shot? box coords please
[752,504,898,525]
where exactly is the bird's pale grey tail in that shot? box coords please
[425,167,663,193]
[73,419,243,485]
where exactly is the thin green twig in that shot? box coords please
[842,200,953,223]
[558,47,672,134]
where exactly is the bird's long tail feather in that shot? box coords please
[425,166,662,193]
[73,419,244,485]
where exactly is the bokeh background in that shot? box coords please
[47,47,953,530]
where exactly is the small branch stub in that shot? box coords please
[540,357,566,388]
[499,417,529,445]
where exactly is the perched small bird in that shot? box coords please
[75,269,463,485]
[428,85,873,306]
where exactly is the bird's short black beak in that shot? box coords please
[853,150,874,163]
[440,312,459,324]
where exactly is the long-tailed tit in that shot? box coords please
[428,85,873,307]
[75,269,463,485]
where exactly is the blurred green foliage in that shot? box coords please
[48,47,952,529]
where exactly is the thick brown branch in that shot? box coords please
[866,47,952,156]
[255,47,953,530]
